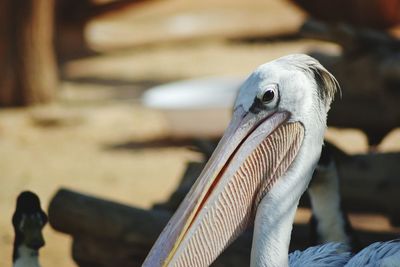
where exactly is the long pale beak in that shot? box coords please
[143,107,304,267]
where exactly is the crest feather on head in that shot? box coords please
[277,54,340,111]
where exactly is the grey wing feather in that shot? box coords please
[289,242,351,267]
[345,239,400,267]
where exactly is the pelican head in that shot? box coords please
[143,54,339,267]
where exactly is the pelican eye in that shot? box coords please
[262,88,275,104]
[261,86,276,104]
[252,84,278,113]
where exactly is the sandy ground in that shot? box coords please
[1,1,399,266]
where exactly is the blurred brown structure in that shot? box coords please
[0,0,58,106]
[0,0,153,107]
[55,0,153,61]
[292,0,400,29]
[299,20,400,146]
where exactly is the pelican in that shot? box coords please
[143,54,400,266]
[12,191,47,267]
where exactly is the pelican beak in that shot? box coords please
[143,107,305,267]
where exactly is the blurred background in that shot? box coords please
[1,0,400,266]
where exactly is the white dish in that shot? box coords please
[142,76,244,138]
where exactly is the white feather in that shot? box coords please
[289,242,351,267]
[345,239,400,267]
[13,245,40,267]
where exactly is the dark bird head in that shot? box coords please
[12,191,48,254]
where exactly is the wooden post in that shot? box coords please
[0,0,58,106]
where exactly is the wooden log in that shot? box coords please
[48,189,170,244]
